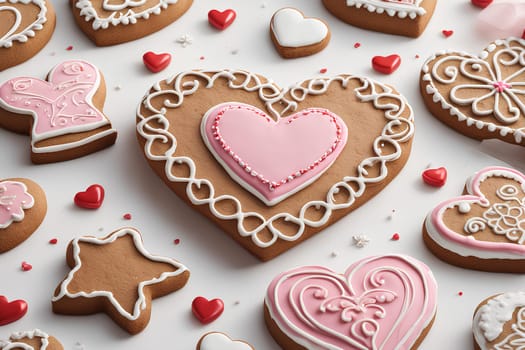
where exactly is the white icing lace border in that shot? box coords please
[136,69,414,249]
[346,0,426,19]
[0,0,48,48]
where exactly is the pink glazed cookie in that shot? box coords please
[0,60,117,163]
[264,254,437,350]
[424,166,525,272]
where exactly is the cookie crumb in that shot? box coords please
[123,213,132,220]
[330,251,338,257]
[231,49,239,55]
[261,2,267,8]
[387,209,396,220]
[391,233,400,241]
[49,238,58,244]
[352,235,370,248]
[74,341,85,350]
[233,300,240,306]
[176,34,193,47]
[21,261,32,271]
[114,85,122,91]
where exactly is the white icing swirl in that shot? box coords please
[345,0,425,19]
[0,0,48,48]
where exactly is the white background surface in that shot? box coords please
[2,0,525,349]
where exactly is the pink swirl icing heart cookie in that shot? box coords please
[0,60,118,163]
[421,38,525,147]
[0,0,56,71]
[264,254,437,350]
[423,166,525,272]
[322,0,437,37]
[71,0,193,46]
[136,70,414,260]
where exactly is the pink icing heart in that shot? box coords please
[265,255,437,350]
[201,102,348,205]
[0,60,107,143]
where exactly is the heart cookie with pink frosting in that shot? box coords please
[136,70,414,261]
[264,254,438,349]
[423,166,525,272]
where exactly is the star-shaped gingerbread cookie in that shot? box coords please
[52,227,190,334]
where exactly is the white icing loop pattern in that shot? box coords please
[0,329,50,350]
[0,0,48,48]
[76,0,179,30]
[422,37,525,144]
[346,0,425,19]
[136,70,414,248]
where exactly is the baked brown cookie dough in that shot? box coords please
[421,38,525,146]
[0,329,63,350]
[70,0,193,46]
[136,70,414,261]
[0,0,56,71]
[0,178,46,254]
[322,0,436,37]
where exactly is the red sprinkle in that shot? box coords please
[200,56,205,60]
[319,68,328,74]
[391,233,400,241]
[174,238,181,245]
[49,238,58,245]
[21,262,32,271]
[354,42,361,49]
[123,213,132,220]
[458,291,464,296]
[442,30,454,38]
[66,45,73,51]
[415,54,420,59]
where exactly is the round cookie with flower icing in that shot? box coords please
[473,291,525,350]
[0,178,46,254]
[322,0,437,37]
[423,166,525,273]
[264,254,438,350]
[0,0,56,71]
[0,59,118,164]
[421,37,525,146]
[71,0,193,46]
[0,329,63,350]
[136,69,414,261]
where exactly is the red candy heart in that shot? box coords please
[142,51,171,73]
[74,184,105,209]
[471,0,493,8]
[0,296,28,326]
[422,167,448,187]
[442,29,454,38]
[191,296,224,324]
[21,262,32,271]
[208,9,236,30]
[371,54,401,74]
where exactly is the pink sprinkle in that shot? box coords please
[21,262,32,271]
[66,45,73,51]
[391,233,400,241]
[319,68,327,74]
[458,291,463,296]
[200,56,205,60]
[174,238,181,245]
[354,42,361,48]
[49,238,58,245]
[415,54,420,59]
[123,213,132,220]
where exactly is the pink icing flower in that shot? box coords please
[0,181,35,229]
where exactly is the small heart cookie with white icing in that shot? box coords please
[421,38,525,146]
[270,8,330,58]
[0,0,56,71]
[0,59,118,163]
[473,292,525,350]
[71,0,193,46]
[197,332,254,350]
[0,178,46,254]
[0,329,63,350]
[322,0,436,37]
[423,166,525,272]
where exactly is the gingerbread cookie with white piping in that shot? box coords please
[136,69,414,261]
[196,332,255,350]
[70,0,193,46]
[0,0,56,71]
[0,329,63,350]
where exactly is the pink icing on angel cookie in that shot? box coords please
[0,181,34,229]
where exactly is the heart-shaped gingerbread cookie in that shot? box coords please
[421,38,525,147]
[136,70,414,260]
[71,0,193,46]
[322,0,436,37]
[423,166,525,272]
[0,0,56,71]
[264,254,437,349]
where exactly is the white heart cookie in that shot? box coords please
[197,332,254,350]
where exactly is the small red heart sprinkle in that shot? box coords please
[142,51,171,73]
[319,68,327,74]
[123,213,132,220]
[458,291,464,296]
[391,233,400,241]
[422,167,448,187]
[192,296,224,324]
[442,30,454,38]
[21,262,32,271]
[66,45,73,51]
[174,238,181,245]
[208,9,237,30]
[415,54,420,59]
[74,184,105,209]
[354,42,361,48]
[372,54,401,74]
[471,0,493,8]
[49,238,58,245]
[0,296,28,326]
